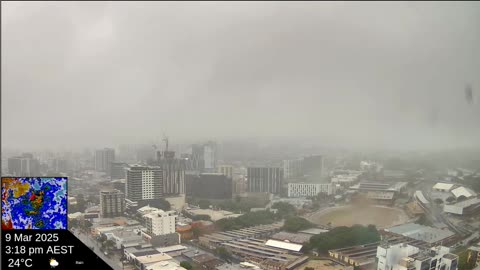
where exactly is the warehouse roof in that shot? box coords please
[265,239,303,252]
[432,183,455,191]
[451,186,476,198]
[448,198,480,208]
[415,191,429,204]
[385,223,455,244]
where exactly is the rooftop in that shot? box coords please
[432,183,455,191]
[299,228,329,235]
[451,186,476,198]
[446,197,480,208]
[265,239,303,252]
[271,231,311,244]
[187,208,243,221]
[146,260,185,270]
[136,253,173,264]
[385,223,455,244]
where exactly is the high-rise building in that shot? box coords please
[157,151,185,196]
[232,176,247,194]
[7,153,40,176]
[247,167,283,194]
[191,144,205,170]
[287,183,335,197]
[376,243,458,270]
[143,210,177,236]
[185,173,232,200]
[191,141,217,172]
[125,165,163,204]
[100,189,125,218]
[283,159,303,179]
[303,155,324,181]
[110,162,130,180]
[94,148,115,173]
[217,165,233,179]
[203,142,217,171]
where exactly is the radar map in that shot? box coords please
[1,177,67,230]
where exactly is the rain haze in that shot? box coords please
[2,1,480,151]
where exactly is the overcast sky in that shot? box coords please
[2,2,480,151]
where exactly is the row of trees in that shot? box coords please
[214,201,299,231]
[282,216,314,232]
[305,225,380,254]
[215,210,278,231]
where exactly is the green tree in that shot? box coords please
[272,202,296,218]
[180,261,193,270]
[215,211,277,231]
[198,200,211,209]
[76,194,87,212]
[305,267,314,270]
[215,247,232,261]
[88,194,99,204]
[446,196,456,203]
[308,225,380,254]
[283,216,314,232]
[416,214,432,226]
[150,198,171,211]
[105,239,116,250]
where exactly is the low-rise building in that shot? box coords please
[376,243,458,270]
[432,183,455,192]
[443,198,480,216]
[468,244,480,268]
[143,210,177,236]
[451,186,477,199]
[383,223,457,246]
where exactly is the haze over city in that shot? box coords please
[2,1,480,151]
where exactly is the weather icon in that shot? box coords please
[49,258,59,268]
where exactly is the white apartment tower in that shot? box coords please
[143,210,177,236]
[377,243,458,270]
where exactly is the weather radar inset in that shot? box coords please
[1,177,67,230]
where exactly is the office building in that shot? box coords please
[100,189,125,218]
[191,141,217,171]
[233,176,248,194]
[287,183,336,197]
[217,165,233,179]
[191,144,205,170]
[125,166,163,204]
[143,210,177,236]
[7,154,40,176]
[247,167,283,194]
[303,155,324,180]
[95,148,115,173]
[376,243,458,270]
[110,162,130,179]
[157,151,185,196]
[283,158,304,179]
[185,173,232,200]
[204,142,217,170]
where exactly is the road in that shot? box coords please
[73,230,123,270]
[417,179,472,237]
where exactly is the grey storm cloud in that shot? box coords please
[2,1,480,151]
